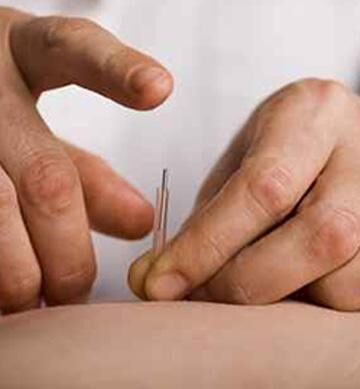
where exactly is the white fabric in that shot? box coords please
[3,0,360,301]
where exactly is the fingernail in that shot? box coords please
[146,272,190,301]
[133,251,156,268]
[129,66,169,94]
[137,251,155,263]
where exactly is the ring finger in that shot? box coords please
[0,166,41,313]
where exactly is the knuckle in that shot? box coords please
[42,16,97,50]
[102,47,128,75]
[306,207,360,265]
[255,78,349,140]
[46,262,96,304]
[295,78,348,104]
[0,271,40,308]
[258,79,310,117]
[20,152,79,216]
[257,78,352,121]
[247,164,295,219]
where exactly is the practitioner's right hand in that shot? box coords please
[0,7,173,313]
[130,78,360,312]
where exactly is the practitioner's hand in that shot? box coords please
[0,7,173,313]
[130,78,360,311]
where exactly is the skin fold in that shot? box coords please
[1,301,360,389]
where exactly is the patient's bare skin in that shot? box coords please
[0,301,359,388]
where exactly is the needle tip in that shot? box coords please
[162,168,169,190]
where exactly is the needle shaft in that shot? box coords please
[153,169,169,256]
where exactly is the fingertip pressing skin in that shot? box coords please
[143,245,192,301]
[128,251,189,302]
[128,251,154,300]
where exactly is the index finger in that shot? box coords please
[141,80,346,301]
[10,14,173,109]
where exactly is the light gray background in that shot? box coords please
[4,0,360,301]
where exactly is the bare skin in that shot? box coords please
[0,301,360,389]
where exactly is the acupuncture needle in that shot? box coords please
[152,169,169,256]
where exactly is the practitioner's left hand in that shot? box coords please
[129,78,360,311]
[0,7,174,313]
